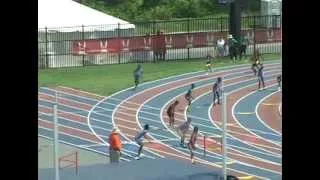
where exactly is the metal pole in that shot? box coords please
[253,16,256,53]
[45,27,48,69]
[187,18,190,60]
[153,20,156,63]
[222,92,227,180]
[82,25,85,66]
[53,104,60,180]
[118,23,121,64]
[75,151,78,175]
[203,136,206,157]
[220,16,223,32]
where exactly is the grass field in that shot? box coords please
[38,53,280,96]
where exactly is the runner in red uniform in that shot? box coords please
[166,100,179,127]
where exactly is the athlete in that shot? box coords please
[176,117,192,147]
[133,64,143,90]
[213,77,222,105]
[166,100,179,127]
[205,55,213,75]
[277,75,282,90]
[187,126,199,164]
[257,63,265,90]
[185,84,195,112]
[134,124,150,160]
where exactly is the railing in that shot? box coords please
[38,15,281,69]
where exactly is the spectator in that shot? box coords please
[152,31,161,63]
[216,37,225,57]
[144,33,152,61]
[109,127,122,163]
[159,31,166,61]
[239,35,249,60]
[228,35,239,62]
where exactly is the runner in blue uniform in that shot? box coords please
[277,75,282,90]
[134,124,150,160]
[257,63,265,90]
[133,64,143,90]
[212,77,222,105]
[176,117,192,147]
[185,84,195,112]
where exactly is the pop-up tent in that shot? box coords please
[38,0,135,68]
[38,0,135,31]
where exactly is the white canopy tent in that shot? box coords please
[38,0,135,32]
[38,0,136,68]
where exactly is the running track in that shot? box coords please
[38,61,282,180]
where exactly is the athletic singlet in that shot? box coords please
[178,122,191,133]
[186,89,192,97]
[277,75,282,82]
[257,66,264,77]
[212,83,218,93]
[134,130,148,141]
[167,104,174,115]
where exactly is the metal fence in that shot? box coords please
[38,15,281,69]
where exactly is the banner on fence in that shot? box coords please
[72,28,281,55]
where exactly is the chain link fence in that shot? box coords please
[38,15,281,69]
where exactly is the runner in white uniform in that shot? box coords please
[176,117,192,147]
[134,124,149,160]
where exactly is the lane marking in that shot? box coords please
[232,84,282,146]
[208,78,282,157]
[235,112,255,115]
[256,91,282,136]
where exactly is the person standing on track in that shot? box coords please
[187,126,199,164]
[257,63,265,90]
[176,117,192,147]
[205,54,213,75]
[167,100,179,127]
[109,127,122,163]
[134,124,150,160]
[277,75,282,90]
[212,77,222,105]
[185,84,195,112]
[251,49,262,76]
[133,64,143,90]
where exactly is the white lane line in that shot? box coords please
[40,87,99,104]
[39,92,93,109]
[208,78,282,157]
[231,83,282,147]
[57,86,105,98]
[278,102,282,117]
[255,91,282,135]
[149,71,283,174]
[39,77,282,154]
